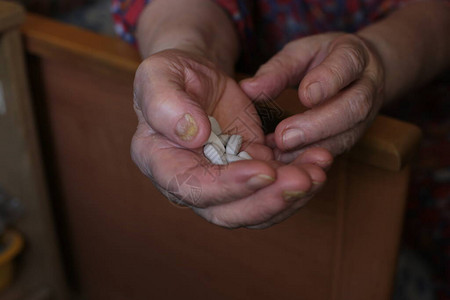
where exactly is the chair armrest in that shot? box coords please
[0,1,24,33]
[21,13,140,76]
[21,13,422,172]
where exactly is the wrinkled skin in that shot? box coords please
[132,49,332,229]
[241,33,385,162]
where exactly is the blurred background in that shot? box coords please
[0,1,448,300]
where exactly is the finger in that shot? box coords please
[239,44,312,101]
[194,163,316,228]
[310,122,369,156]
[245,195,311,229]
[211,79,266,145]
[131,127,277,208]
[247,164,327,229]
[298,34,369,107]
[243,142,274,161]
[292,147,333,170]
[273,146,334,168]
[165,159,277,208]
[290,160,327,183]
[276,122,368,162]
[134,56,213,148]
[265,133,277,149]
[275,75,377,151]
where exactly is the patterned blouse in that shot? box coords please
[112,0,409,70]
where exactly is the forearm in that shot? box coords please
[136,0,240,74]
[358,1,450,103]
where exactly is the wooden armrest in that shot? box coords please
[21,13,422,172]
[348,115,422,171]
[0,1,24,33]
[21,13,140,76]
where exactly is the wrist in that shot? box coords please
[141,31,237,75]
[136,0,240,75]
[357,1,450,103]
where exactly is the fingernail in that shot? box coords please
[176,114,198,141]
[282,190,306,202]
[246,174,275,190]
[282,128,304,149]
[307,82,324,104]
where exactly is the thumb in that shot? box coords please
[134,62,210,149]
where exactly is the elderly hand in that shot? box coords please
[131,49,332,228]
[241,33,385,162]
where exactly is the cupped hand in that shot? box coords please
[132,49,332,228]
[241,33,385,162]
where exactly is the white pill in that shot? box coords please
[208,116,222,135]
[226,154,245,163]
[207,131,225,152]
[219,134,230,145]
[238,151,252,160]
[203,143,227,165]
[226,135,242,155]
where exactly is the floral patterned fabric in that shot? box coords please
[111,0,408,69]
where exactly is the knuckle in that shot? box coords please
[130,128,159,180]
[323,62,346,88]
[299,117,320,143]
[345,126,366,151]
[130,147,153,179]
[341,45,366,75]
[134,63,147,95]
[134,59,159,103]
[262,55,287,73]
[324,130,361,156]
[366,68,385,101]
[330,34,368,75]
[143,52,168,66]
[255,206,277,223]
[348,85,373,122]
[130,150,142,175]
[135,56,158,79]
[130,135,144,164]
[339,131,360,153]
[260,52,297,83]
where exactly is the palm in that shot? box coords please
[132,52,272,207]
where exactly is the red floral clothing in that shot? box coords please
[111,0,409,70]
